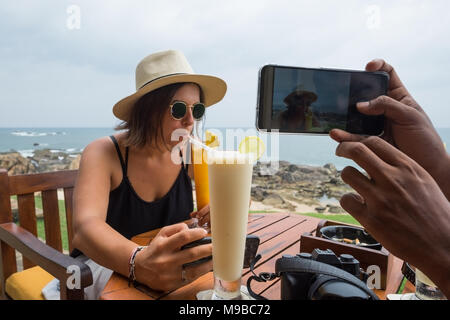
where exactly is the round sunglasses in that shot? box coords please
[170,101,205,121]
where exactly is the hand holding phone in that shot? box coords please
[256,65,389,135]
[181,235,260,268]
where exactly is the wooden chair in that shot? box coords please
[0,169,92,299]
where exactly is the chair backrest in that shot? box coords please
[0,168,78,275]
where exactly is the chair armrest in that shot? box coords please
[0,222,93,298]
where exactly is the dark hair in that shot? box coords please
[115,82,203,150]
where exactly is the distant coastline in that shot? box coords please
[0,128,115,156]
[1,127,449,171]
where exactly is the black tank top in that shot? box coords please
[70,135,193,257]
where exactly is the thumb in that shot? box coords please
[356,95,416,121]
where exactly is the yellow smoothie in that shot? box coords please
[192,145,210,210]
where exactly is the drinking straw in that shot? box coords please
[188,135,215,153]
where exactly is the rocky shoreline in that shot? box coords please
[252,161,351,213]
[0,149,81,175]
[0,150,352,214]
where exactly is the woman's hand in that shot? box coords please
[133,223,212,292]
[335,136,450,297]
[190,204,210,228]
[330,59,450,199]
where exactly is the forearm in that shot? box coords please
[72,218,137,278]
[436,272,450,299]
[431,153,450,201]
[417,207,450,299]
[420,246,450,299]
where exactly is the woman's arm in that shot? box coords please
[71,137,137,278]
[71,137,213,291]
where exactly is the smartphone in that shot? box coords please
[256,64,389,135]
[181,235,260,268]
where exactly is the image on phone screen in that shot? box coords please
[257,65,388,135]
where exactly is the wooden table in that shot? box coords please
[100,213,407,300]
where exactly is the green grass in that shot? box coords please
[14,195,70,252]
[249,210,361,226]
[297,212,361,226]
[249,210,278,214]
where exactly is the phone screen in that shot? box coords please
[257,65,389,135]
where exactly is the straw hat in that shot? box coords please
[283,84,317,106]
[113,50,227,121]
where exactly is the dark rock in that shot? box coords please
[251,187,268,202]
[279,161,290,167]
[280,172,296,183]
[329,177,340,184]
[328,205,345,214]
[262,193,284,206]
[298,166,314,174]
[324,163,337,173]
[0,152,38,175]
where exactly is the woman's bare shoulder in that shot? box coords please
[79,135,123,172]
[82,136,115,158]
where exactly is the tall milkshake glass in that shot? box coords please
[207,150,255,300]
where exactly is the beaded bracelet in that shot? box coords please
[128,246,146,287]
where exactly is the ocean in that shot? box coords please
[1,127,449,170]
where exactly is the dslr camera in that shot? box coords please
[247,248,378,300]
[277,249,376,300]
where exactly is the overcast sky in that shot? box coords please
[1,0,449,128]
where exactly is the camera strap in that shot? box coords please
[246,254,379,300]
[246,254,278,300]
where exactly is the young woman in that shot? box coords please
[64,50,226,299]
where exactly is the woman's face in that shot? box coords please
[161,83,200,149]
